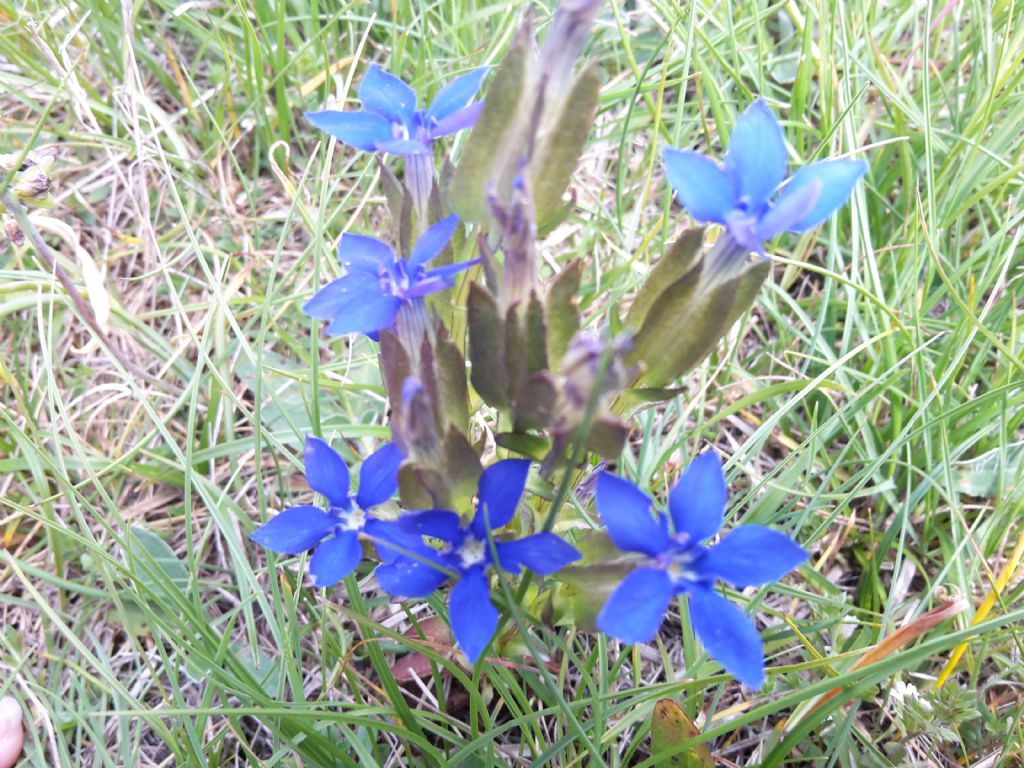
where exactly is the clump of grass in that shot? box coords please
[1,1,1023,765]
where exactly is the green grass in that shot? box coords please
[2,0,1024,765]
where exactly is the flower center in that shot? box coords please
[457,536,487,569]
[379,261,418,300]
[663,545,699,585]
[391,121,410,141]
[339,507,366,532]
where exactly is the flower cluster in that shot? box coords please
[254,447,581,662]
[250,6,867,690]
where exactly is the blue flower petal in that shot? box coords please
[596,567,674,644]
[783,159,867,231]
[448,566,498,664]
[423,258,481,283]
[304,110,393,152]
[426,68,487,125]
[358,64,417,127]
[723,99,788,211]
[471,459,531,539]
[325,293,401,337]
[302,273,380,320]
[495,533,581,575]
[697,525,807,588]
[363,518,425,563]
[304,435,350,507]
[687,585,765,688]
[373,138,433,155]
[755,178,822,242]
[667,452,727,543]
[397,509,464,542]
[375,552,450,597]
[662,148,736,224]
[356,443,403,509]
[429,102,485,139]
[595,472,670,557]
[250,505,335,554]
[408,214,460,271]
[309,530,363,587]
[337,233,394,275]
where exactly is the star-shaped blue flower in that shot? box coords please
[663,100,867,252]
[375,460,582,663]
[302,214,478,337]
[305,65,487,156]
[595,452,808,687]
[250,436,408,587]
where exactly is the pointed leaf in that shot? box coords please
[650,700,713,768]
[435,329,470,434]
[379,330,412,424]
[546,259,582,365]
[525,291,548,374]
[443,427,483,501]
[504,303,527,404]
[629,255,764,387]
[495,432,552,461]
[626,228,704,330]
[450,28,529,222]
[467,282,508,407]
[585,416,630,460]
[513,372,559,431]
[532,62,600,231]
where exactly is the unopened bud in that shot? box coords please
[3,218,23,248]
[560,329,634,411]
[13,165,51,201]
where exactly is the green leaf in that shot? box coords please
[525,290,548,374]
[513,371,559,430]
[435,329,470,434]
[545,259,582,365]
[550,566,630,630]
[398,462,450,510]
[495,432,552,461]
[586,416,630,460]
[629,257,769,387]
[650,699,713,767]
[443,428,482,504]
[450,29,530,222]
[380,330,413,420]
[954,440,1024,497]
[532,62,600,231]
[721,258,771,334]
[626,228,704,330]
[504,303,527,405]
[467,282,508,407]
[127,525,189,599]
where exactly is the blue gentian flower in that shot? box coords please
[375,460,582,663]
[305,65,487,156]
[662,100,867,252]
[302,214,478,337]
[251,436,406,587]
[595,452,808,687]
